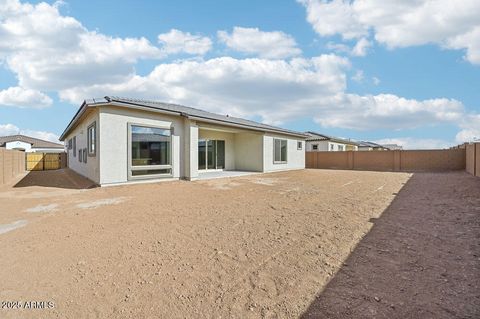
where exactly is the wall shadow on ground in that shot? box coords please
[14,168,97,189]
[301,172,480,319]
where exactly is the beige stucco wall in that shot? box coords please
[306,140,328,151]
[198,129,236,170]
[183,118,198,180]
[64,109,100,184]
[98,106,184,185]
[234,132,264,172]
[263,134,305,172]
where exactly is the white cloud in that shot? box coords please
[158,29,212,55]
[298,0,368,40]
[372,76,380,85]
[351,70,364,83]
[351,37,371,56]
[313,93,465,131]
[0,0,161,92]
[373,137,453,150]
[217,27,302,59]
[0,86,52,108]
[58,54,471,135]
[299,0,480,64]
[0,123,59,142]
[326,37,371,57]
[456,114,480,143]
[59,54,350,124]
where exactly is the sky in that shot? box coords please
[0,0,479,149]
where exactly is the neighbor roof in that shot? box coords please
[60,96,308,140]
[357,141,386,148]
[305,131,359,145]
[0,135,63,149]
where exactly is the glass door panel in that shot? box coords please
[199,139,225,170]
[198,140,206,170]
[216,140,225,169]
[207,140,216,169]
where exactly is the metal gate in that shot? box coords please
[26,153,63,171]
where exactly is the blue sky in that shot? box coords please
[0,0,479,149]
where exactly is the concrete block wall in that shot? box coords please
[0,148,26,185]
[306,149,466,172]
[466,143,479,177]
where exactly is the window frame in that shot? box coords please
[127,123,173,181]
[83,148,87,163]
[78,149,82,162]
[73,136,76,157]
[273,138,288,164]
[338,145,344,151]
[87,122,96,156]
[312,144,318,151]
[297,141,303,150]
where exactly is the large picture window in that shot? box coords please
[129,124,172,178]
[274,139,287,163]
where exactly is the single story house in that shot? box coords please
[59,96,307,186]
[357,141,390,151]
[305,132,358,151]
[0,134,64,153]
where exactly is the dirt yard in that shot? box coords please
[0,169,478,318]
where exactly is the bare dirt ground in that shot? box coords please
[302,171,480,319]
[0,169,478,318]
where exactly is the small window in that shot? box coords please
[274,139,287,163]
[83,148,87,163]
[73,136,76,157]
[87,122,96,156]
[338,145,344,151]
[297,141,302,150]
[78,149,82,162]
[68,139,72,150]
[330,144,334,151]
[312,144,318,151]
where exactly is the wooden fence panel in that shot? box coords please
[26,153,44,171]
[44,153,61,170]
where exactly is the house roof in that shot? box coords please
[0,135,63,149]
[305,131,359,146]
[357,141,387,148]
[60,96,308,140]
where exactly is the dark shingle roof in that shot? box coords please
[60,96,307,140]
[0,135,63,149]
[305,131,359,145]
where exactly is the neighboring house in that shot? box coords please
[305,132,359,152]
[59,96,307,186]
[0,135,64,153]
[357,141,390,151]
[381,144,403,150]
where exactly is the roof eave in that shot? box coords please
[185,115,307,138]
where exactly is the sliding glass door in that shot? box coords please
[198,139,225,170]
